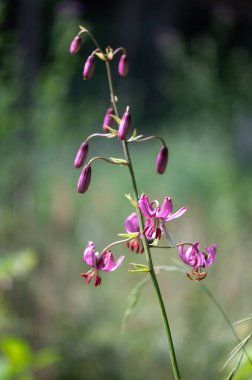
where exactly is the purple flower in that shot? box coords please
[74,142,89,168]
[118,108,131,140]
[83,55,95,80]
[156,146,168,174]
[69,36,81,54]
[77,164,91,193]
[124,212,144,254]
[103,107,114,132]
[81,241,125,286]
[138,193,187,240]
[118,54,129,77]
[179,242,217,281]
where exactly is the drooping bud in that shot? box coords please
[77,164,92,193]
[118,108,131,140]
[74,142,89,168]
[156,146,168,174]
[69,36,81,54]
[118,54,129,77]
[83,55,95,80]
[103,107,114,132]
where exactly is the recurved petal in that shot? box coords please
[124,212,139,233]
[83,241,96,267]
[194,252,206,268]
[166,207,187,221]
[205,244,217,267]
[157,197,173,219]
[138,194,156,218]
[99,250,125,272]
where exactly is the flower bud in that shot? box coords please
[103,107,114,132]
[83,55,95,80]
[74,142,89,168]
[77,164,92,193]
[69,36,81,54]
[118,54,129,77]
[156,146,168,174]
[118,108,131,140]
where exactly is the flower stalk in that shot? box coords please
[104,52,181,380]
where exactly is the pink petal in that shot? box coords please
[166,207,187,221]
[83,241,96,267]
[205,244,217,267]
[124,212,139,233]
[157,197,173,219]
[99,251,125,272]
[138,194,156,218]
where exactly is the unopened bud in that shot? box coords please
[69,36,81,54]
[118,108,131,140]
[77,164,92,193]
[156,146,168,174]
[118,54,129,77]
[83,55,95,80]
[74,142,89,168]
[103,107,114,132]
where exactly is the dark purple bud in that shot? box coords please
[74,142,89,168]
[118,54,129,77]
[156,146,168,174]
[118,108,131,140]
[69,36,81,54]
[103,107,114,132]
[77,164,92,193]
[83,55,95,80]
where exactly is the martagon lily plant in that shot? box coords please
[69,26,218,380]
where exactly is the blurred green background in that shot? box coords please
[1,0,252,379]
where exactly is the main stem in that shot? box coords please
[105,59,181,380]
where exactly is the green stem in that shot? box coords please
[105,57,181,379]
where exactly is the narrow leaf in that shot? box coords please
[226,353,243,380]
[222,333,252,370]
[233,315,252,326]
[117,232,139,238]
[109,157,128,165]
[125,193,138,208]
[111,115,122,124]
[121,276,150,331]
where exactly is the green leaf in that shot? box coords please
[127,129,143,142]
[117,232,139,238]
[94,50,106,61]
[109,157,128,165]
[110,115,122,124]
[129,263,149,272]
[121,276,150,331]
[105,128,118,137]
[226,353,243,380]
[232,315,252,326]
[125,193,138,208]
[222,333,252,370]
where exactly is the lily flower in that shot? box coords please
[124,212,144,253]
[81,241,124,286]
[138,193,187,240]
[179,242,217,281]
